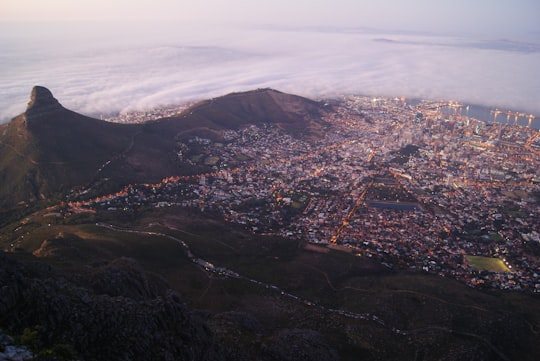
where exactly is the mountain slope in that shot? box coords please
[0,86,327,212]
[153,88,326,135]
[3,209,540,361]
[0,87,138,212]
[0,252,224,361]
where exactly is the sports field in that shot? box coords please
[465,255,511,273]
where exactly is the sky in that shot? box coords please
[2,0,539,37]
[1,0,540,122]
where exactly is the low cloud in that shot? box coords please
[1,24,539,123]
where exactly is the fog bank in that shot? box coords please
[1,22,539,122]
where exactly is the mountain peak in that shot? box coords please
[25,86,64,123]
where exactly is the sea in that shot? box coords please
[439,103,540,130]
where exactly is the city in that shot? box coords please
[70,95,540,292]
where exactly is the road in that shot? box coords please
[94,222,512,360]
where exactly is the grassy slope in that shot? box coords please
[3,206,539,361]
[466,255,511,273]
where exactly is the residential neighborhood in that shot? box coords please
[72,96,540,292]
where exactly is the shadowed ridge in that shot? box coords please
[19,86,135,163]
[155,87,328,138]
[0,86,328,213]
[0,252,224,360]
[0,87,138,212]
[24,86,64,124]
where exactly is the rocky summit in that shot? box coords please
[0,252,224,361]
[24,86,64,124]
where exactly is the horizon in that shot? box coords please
[2,0,539,37]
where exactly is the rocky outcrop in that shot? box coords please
[0,329,33,361]
[24,86,64,124]
[0,252,223,361]
[88,257,168,300]
[208,311,340,361]
[263,329,339,361]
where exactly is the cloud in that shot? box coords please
[1,24,539,123]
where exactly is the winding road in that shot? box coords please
[96,222,511,361]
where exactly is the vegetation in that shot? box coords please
[2,197,540,360]
[14,325,78,361]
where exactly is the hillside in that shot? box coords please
[0,87,138,212]
[153,88,327,136]
[1,208,539,361]
[0,251,224,361]
[0,86,327,215]
[2,86,540,361]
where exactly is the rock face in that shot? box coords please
[0,329,33,361]
[0,253,224,361]
[0,251,344,361]
[25,86,64,124]
[263,329,339,361]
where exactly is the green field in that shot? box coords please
[465,255,511,273]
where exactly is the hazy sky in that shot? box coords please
[2,0,539,37]
[1,1,540,122]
